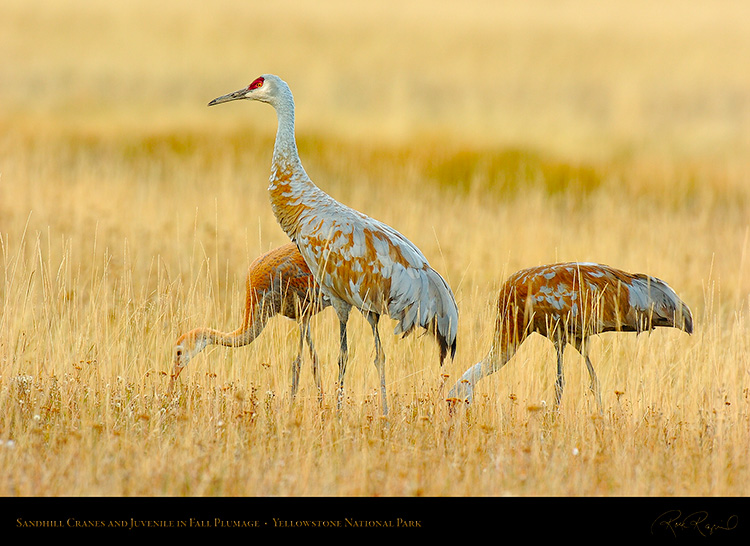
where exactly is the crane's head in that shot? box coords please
[208,74,290,108]
[171,329,211,382]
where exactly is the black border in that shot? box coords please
[3,496,748,539]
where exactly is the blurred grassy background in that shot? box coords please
[3,0,750,159]
[1,0,749,498]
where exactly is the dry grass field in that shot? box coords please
[1,0,749,518]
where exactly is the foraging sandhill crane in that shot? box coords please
[208,74,458,415]
[447,262,693,411]
[170,243,329,399]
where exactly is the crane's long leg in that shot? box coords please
[303,319,324,404]
[573,337,602,413]
[290,318,323,404]
[365,312,387,416]
[334,303,351,411]
[553,339,566,408]
[290,324,304,400]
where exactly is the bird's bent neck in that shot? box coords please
[202,319,265,348]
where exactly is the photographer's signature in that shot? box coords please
[651,509,738,537]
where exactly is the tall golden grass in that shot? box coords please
[1,0,749,499]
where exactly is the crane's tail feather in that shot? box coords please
[630,274,694,334]
[390,267,458,363]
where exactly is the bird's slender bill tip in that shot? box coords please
[207,96,229,107]
[207,89,246,107]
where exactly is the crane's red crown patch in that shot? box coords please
[248,77,264,90]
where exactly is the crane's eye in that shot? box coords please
[248,77,264,90]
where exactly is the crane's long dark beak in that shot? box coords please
[208,88,248,107]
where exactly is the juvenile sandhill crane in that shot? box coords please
[208,75,458,415]
[170,243,329,399]
[447,262,693,411]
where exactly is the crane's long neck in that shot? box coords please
[271,96,302,172]
[202,317,267,349]
[462,342,517,387]
[199,292,274,348]
[447,330,521,402]
[267,94,320,240]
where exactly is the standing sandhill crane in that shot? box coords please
[208,74,458,415]
[447,262,693,411]
[170,243,329,399]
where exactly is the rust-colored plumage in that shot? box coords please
[448,262,693,410]
[209,75,458,415]
[170,243,329,398]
